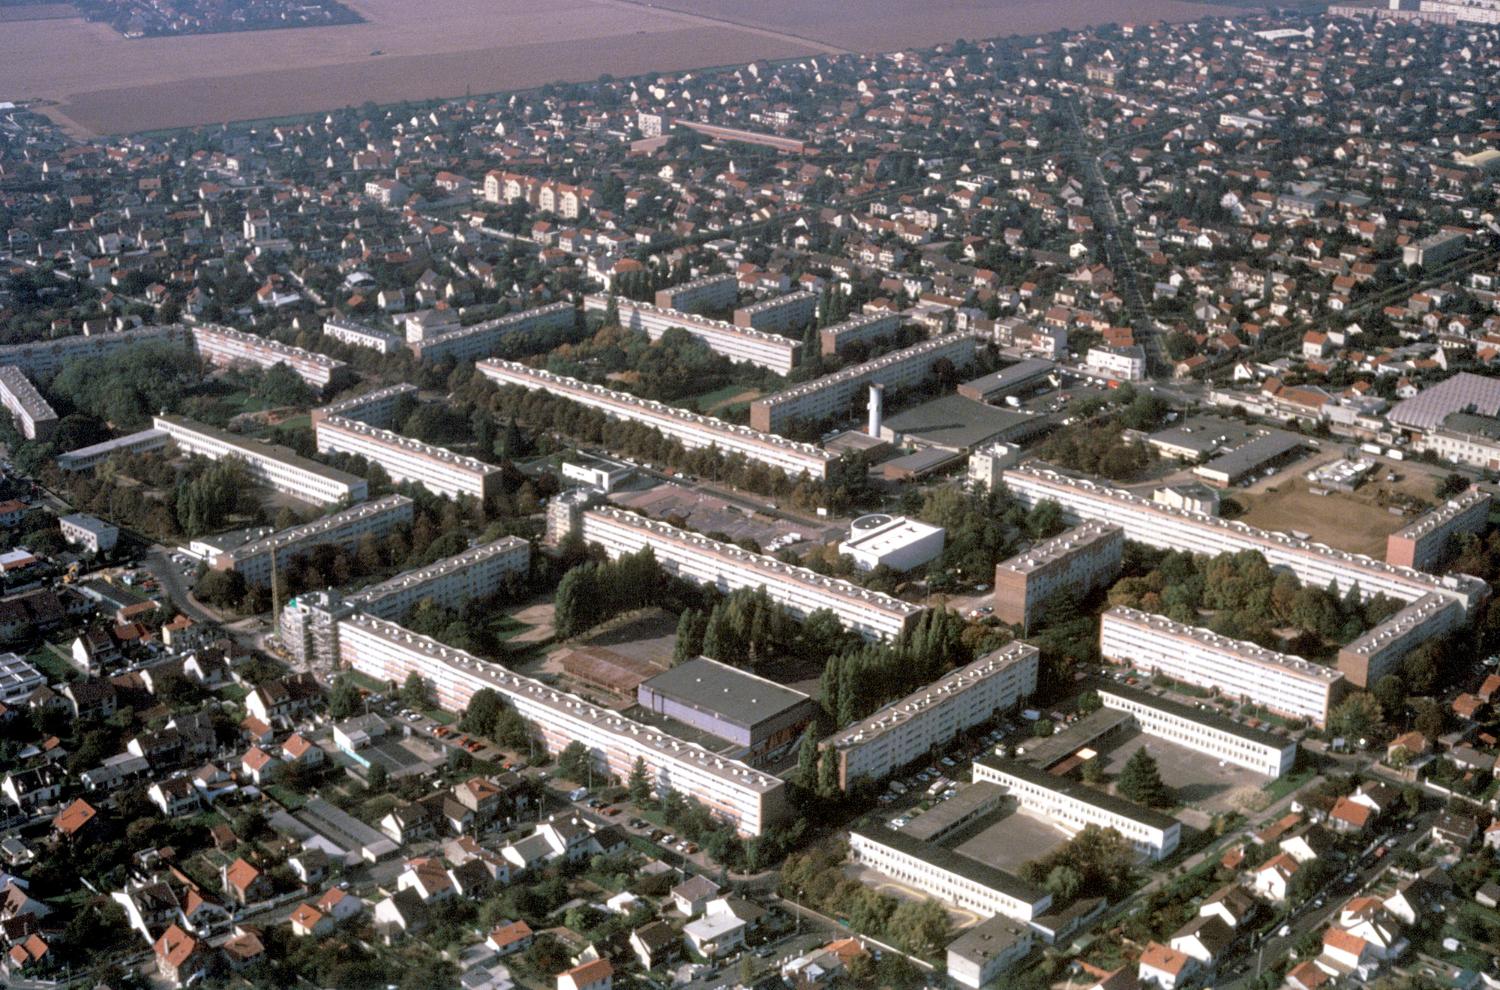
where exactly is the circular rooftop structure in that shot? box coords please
[851,513,894,532]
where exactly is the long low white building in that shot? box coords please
[847,823,1051,923]
[972,754,1181,861]
[57,428,169,471]
[578,507,925,641]
[212,494,414,587]
[191,324,347,389]
[822,643,1038,791]
[336,613,785,835]
[315,415,501,501]
[476,359,836,480]
[0,365,57,441]
[408,302,576,364]
[323,318,404,355]
[154,414,368,507]
[1099,606,1344,726]
[584,296,799,374]
[0,324,189,379]
[1096,682,1298,778]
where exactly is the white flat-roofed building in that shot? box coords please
[1086,344,1147,382]
[1386,488,1491,571]
[838,514,945,572]
[967,442,1023,492]
[0,366,57,440]
[822,643,1039,791]
[0,652,45,705]
[154,415,368,507]
[947,915,1036,988]
[190,324,346,388]
[847,823,1051,922]
[655,274,739,314]
[1002,465,1489,613]
[561,459,633,492]
[315,416,501,501]
[993,521,1124,628]
[1100,606,1344,726]
[1336,592,1464,688]
[57,428,169,471]
[748,333,979,433]
[0,324,190,379]
[311,384,417,429]
[58,513,119,554]
[213,494,413,587]
[323,318,403,355]
[819,312,903,357]
[1096,683,1297,778]
[335,613,785,835]
[350,536,530,620]
[972,754,1181,860]
[407,302,576,363]
[476,360,835,480]
[733,291,818,335]
[584,296,799,375]
[578,508,924,641]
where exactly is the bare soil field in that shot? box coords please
[3,0,1235,137]
[1234,464,1441,558]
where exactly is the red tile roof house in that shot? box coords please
[486,919,534,956]
[1327,797,1372,834]
[154,924,211,987]
[222,858,272,906]
[1137,941,1196,990]
[558,957,613,990]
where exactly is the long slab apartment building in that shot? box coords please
[818,312,903,357]
[0,323,189,379]
[1100,606,1345,725]
[576,507,924,641]
[211,494,414,588]
[583,296,799,375]
[733,290,818,334]
[190,324,347,389]
[407,302,575,364]
[1385,487,1491,571]
[311,384,418,429]
[655,274,739,314]
[476,359,836,480]
[315,416,501,501]
[0,365,58,441]
[993,521,1124,628]
[749,332,979,434]
[154,414,369,507]
[822,642,1039,791]
[337,613,785,835]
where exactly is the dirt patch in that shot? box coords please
[1234,466,1441,558]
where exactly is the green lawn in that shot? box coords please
[422,706,456,726]
[345,669,390,694]
[266,785,307,810]
[1263,763,1318,803]
[30,643,80,684]
[490,615,531,642]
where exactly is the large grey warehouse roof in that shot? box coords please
[1389,372,1500,432]
[638,656,813,731]
[850,818,1047,904]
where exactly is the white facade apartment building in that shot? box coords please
[1085,344,1148,382]
[476,359,835,480]
[315,416,501,501]
[655,274,739,314]
[0,323,189,378]
[0,653,45,705]
[213,494,414,587]
[972,754,1182,860]
[822,643,1039,790]
[349,536,530,620]
[323,318,404,356]
[578,508,924,640]
[0,366,57,440]
[58,513,119,554]
[190,324,347,389]
[1096,684,1297,778]
[1002,465,1488,612]
[818,312,903,357]
[407,303,576,364]
[1336,592,1465,688]
[154,415,369,507]
[733,291,818,335]
[1100,606,1344,726]
[336,613,785,835]
[311,384,418,429]
[993,521,1124,628]
[847,825,1052,922]
[583,296,799,375]
[1385,488,1491,571]
[748,333,979,433]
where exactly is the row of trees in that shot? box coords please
[819,608,972,729]
[553,546,668,638]
[780,841,953,958]
[671,587,847,670]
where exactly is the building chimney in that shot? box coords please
[867,384,884,438]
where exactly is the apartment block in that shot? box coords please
[154,415,368,507]
[315,416,501,501]
[0,366,57,440]
[311,384,418,429]
[578,508,924,640]
[476,360,835,480]
[190,324,347,389]
[583,296,799,375]
[822,642,1039,790]
[1385,488,1491,571]
[819,312,903,357]
[972,754,1181,860]
[1336,592,1465,688]
[654,274,739,314]
[993,521,1124,628]
[1099,606,1344,726]
[212,494,414,588]
[57,428,169,472]
[1096,682,1298,778]
[407,303,576,364]
[322,318,404,355]
[732,290,818,335]
[1002,465,1488,612]
[848,823,1051,923]
[749,333,979,434]
[58,513,119,554]
[336,614,785,836]
[0,324,190,379]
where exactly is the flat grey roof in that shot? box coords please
[639,656,814,731]
[975,754,1180,831]
[1089,677,1292,749]
[959,359,1056,398]
[885,394,1036,451]
[901,781,1005,843]
[851,818,1048,905]
[1198,430,1303,479]
[1015,708,1133,770]
[1147,416,1262,456]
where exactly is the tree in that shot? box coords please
[817,746,839,797]
[673,608,706,664]
[1081,759,1106,785]
[1435,473,1468,500]
[1045,864,1083,903]
[1329,693,1384,745]
[1372,675,1407,719]
[367,761,388,793]
[1078,690,1102,714]
[796,725,820,790]
[559,741,593,785]
[1117,748,1171,807]
[328,676,363,720]
[1413,698,1445,741]
[461,688,503,737]
[889,899,950,956]
[628,756,652,805]
[399,672,429,710]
